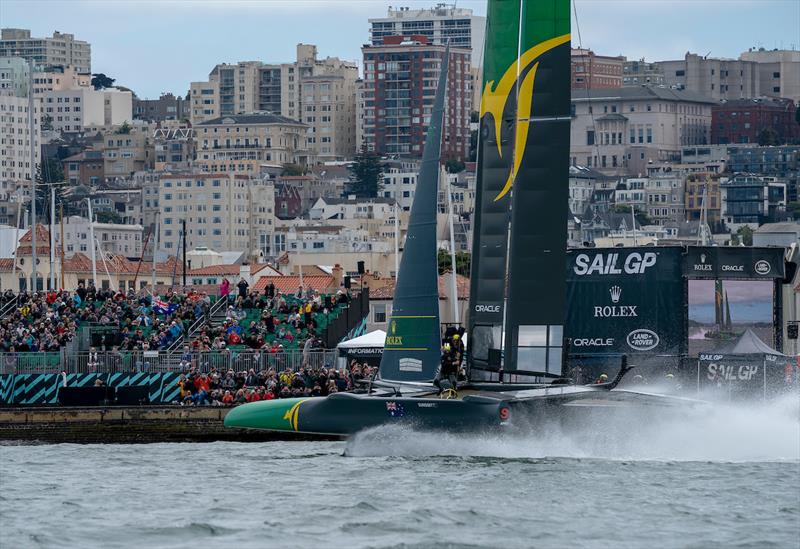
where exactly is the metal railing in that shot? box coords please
[0,349,339,375]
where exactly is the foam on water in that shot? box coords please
[345,394,800,462]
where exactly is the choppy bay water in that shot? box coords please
[1,397,799,549]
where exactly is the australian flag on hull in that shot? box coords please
[153,298,178,315]
[377,48,451,383]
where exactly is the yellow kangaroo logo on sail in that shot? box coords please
[282,400,304,431]
[480,33,570,202]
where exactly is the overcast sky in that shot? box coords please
[3,0,798,98]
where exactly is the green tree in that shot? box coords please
[33,160,66,223]
[611,204,652,226]
[787,201,800,220]
[470,110,479,123]
[91,73,116,90]
[41,114,53,131]
[281,163,306,176]
[96,211,122,224]
[445,158,465,173]
[757,127,779,146]
[437,248,471,276]
[469,129,478,162]
[347,145,384,198]
[116,121,132,134]
[737,225,754,246]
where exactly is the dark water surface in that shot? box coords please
[1,398,798,549]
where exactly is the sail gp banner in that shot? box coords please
[683,247,785,279]
[565,248,685,356]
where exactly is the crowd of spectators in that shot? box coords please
[187,278,350,354]
[0,284,208,354]
[0,278,351,360]
[175,360,376,406]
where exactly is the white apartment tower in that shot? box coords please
[0,29,91,73]
[368,5,485,64]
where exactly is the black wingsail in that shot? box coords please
[469,0,571,376]
[378,48,450,383]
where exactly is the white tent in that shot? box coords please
[337,330,386,350]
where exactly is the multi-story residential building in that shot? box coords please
[189,45,357,160]
[368,5,485,63]
[355,79,366,150]
[32,65,90,95]
[658,53,759,101]
[571,48,624,90]
[302,72,357,161]
[157,172,276,254]
[0,57,30,97]
[63,149,104,185]
[0,29,91,73]
[188,80,218,124]
[153,127,195,171]
[195,113,310,174]
[380,159,420,210]
[0,58,39,204]
[684,172,723,226]
[102,126,153,179]
[642,173,685,225]
[41,87,132,133]
[57,215,143,258]
[721,174,787,227]
[91,189,142,226]
[133,93,188,122]
[623,59,665,87]
[276,174,341,216]
[712,97,800,145]
[362,36,471,161]
[570,86,716,176]
[727,145,799,176]
[739,48,800,103]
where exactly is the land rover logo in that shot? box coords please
[626,329,659,351]
[754,260,771,275]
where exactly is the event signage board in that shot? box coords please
[697,353,791,398]
[683,247,785,279]
[565,248,685,356]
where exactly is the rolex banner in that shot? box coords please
[565,248,686,356]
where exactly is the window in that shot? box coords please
[373,303,387,323]
[586,130,595,146]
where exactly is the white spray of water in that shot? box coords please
[345,395,800,462]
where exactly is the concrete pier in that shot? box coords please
[0,406,341,443]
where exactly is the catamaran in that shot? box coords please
[224,0,690,437]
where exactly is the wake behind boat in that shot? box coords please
[225,0,698,438]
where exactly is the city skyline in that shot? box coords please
[3,0,798,99]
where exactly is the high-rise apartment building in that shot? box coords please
[369,5,486,112]
[361,36,471,161]
[571,48,624,90]
[189,45,357,160]
[0,58,40,206]
[368,5,485,64]
[0,29,91,73]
